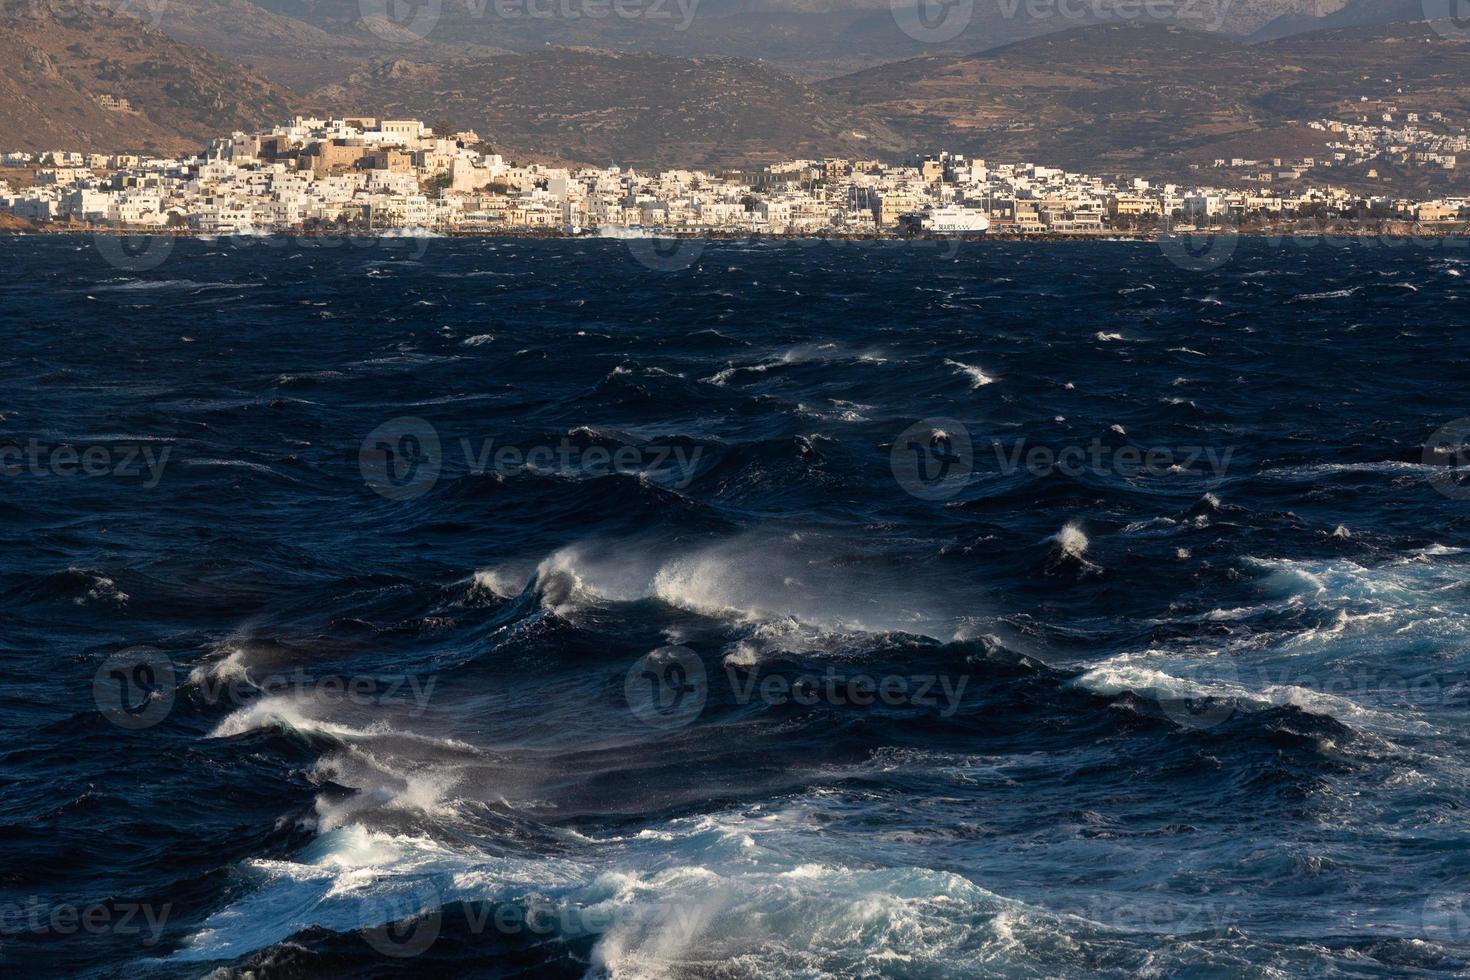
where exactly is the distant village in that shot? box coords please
[1,113,1468,236]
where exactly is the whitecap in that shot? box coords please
[1050,522,1090,561]
[944,358,994,388]
[1292,287,1359,301]
[469,567,527,601]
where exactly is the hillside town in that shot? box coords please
[2,115,1468,237]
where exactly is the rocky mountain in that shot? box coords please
[301,49,906,167]
[0,5,293,154]
[818,20,1470,193]
[146,0,1426,81]
[128,0,511,90]
[1250,0,1427,40]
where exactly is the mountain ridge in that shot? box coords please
[0,4,293,154]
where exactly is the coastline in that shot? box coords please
[3,222,1469,242]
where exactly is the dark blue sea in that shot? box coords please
[4,233,1470,978]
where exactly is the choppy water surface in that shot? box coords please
[4,236,1470,978]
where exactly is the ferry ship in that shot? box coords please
[923,205,991,234]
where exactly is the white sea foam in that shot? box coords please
[648,537,950,639]
[703,348,817,386]
[92,278,254,292]
[188,645,251,687]
[1262,461,1438,480]
[1052,522,1089,561]
[76,572,128,607]
[596,225,657,239]
[175,825,587,963]
[185,458,280,475]
[944,358,994,387]
[583,860,1019,979]
[209,697,374,740]
[177,802,1076,975]
[796,400,869,422]
[1293,287,1359,301]
[208,696,474,749]
[1073,657,1425,735]
[722,641,763,668]
[375,227,443,238]
[1074,659,1227,704]
[1087,549,1470,738]
[1248,557,1328,597]
[469,567,527,600]
[530,543,658,615]
[521,533,958,645]
[309,748,463,832]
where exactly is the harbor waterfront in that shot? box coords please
[3,115,1469,239]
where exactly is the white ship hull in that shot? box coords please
[925,208,991,233]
